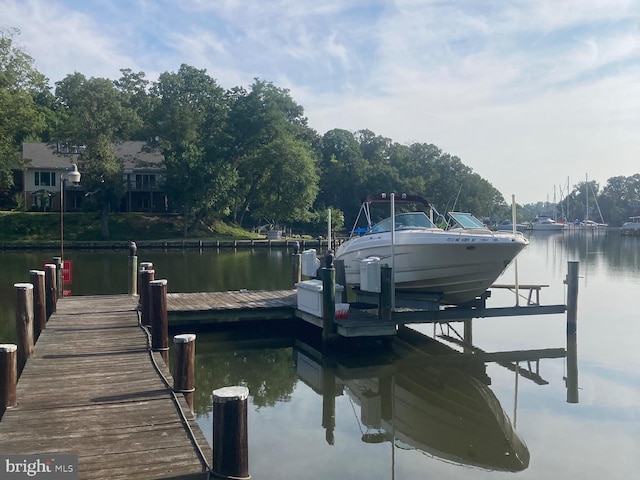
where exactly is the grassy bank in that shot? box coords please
[0,212,260,243]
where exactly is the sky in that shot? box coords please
[2,0,639,204]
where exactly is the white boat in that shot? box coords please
[621,216,640,233]
[528,216,565,232]
[335,195,528,305]
[496,220,528,233]
[572,219,608,230]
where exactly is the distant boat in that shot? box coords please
[496,220,528,233]
[529,216,565,232]
[621,216,640,234]
[572,219,608,230]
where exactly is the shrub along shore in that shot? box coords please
[0,212,324,249]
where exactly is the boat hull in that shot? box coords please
[335,229,528,304]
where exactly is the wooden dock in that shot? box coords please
[167,290,298,324]
[166,290,397,337]
[0,295,211,480]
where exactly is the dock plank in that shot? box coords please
[0,295,211,480]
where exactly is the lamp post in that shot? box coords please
[60,164,81,294]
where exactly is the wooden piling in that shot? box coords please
[566,261,579,334]
[128,242,138,296]
[334,259,348,303]
[173,333,196,412]
[140,269,155,326]
[52,256,63,299]
[137,262,154,306]
[30,270,46,341]
[379,265,392,321]
[322,252,337,345]
[150,279,168,364]
[292,241,302,287]
[15,283,34,375]
[0,344,18,418]
[44,263,57,317]
[212,386,250,480]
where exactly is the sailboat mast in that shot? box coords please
[586,173,589,221]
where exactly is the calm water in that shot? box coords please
[1,233,639,479]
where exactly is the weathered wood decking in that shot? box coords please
[0,295,210,480]
[166,290,398,337]
[167,290,298,324]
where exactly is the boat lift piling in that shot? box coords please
[352,261,576,331]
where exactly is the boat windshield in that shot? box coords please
[368,212,436,234]
[448,212,487,229]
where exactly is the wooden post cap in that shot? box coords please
[139,262,153,270]
[0,344,18,353]
[14,283,34,290]
[149,279,167,287]
[174,334,196,343]
[213,386,249,402]
[29,270,45,276]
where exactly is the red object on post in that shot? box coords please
[62,260,73,284]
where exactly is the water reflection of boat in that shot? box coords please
[295,327,534,472]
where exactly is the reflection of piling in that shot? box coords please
[212,386,250,480]
[0,344,17,419]
[30,270,46,341]
[44,263,57,317]
[322,367,336,445]
[150,279,169,365]
[463,319,473,354]
[566,331,579,403]
[173,334,196,412]
[15,283,34,375]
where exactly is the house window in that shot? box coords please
[135,174,156,189]
[34,171,56,187]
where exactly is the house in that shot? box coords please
[20,141,167,213]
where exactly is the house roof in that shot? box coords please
[22,142,165,172]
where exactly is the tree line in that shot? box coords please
[2,29,637,236]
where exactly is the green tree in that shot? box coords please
[55,73,142,237]
[317,129,368,226]
[246,136,319,223]
[114,68,157,140]
[151,64,234,235]
[226,79,319,227]
[0,28,50,190]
